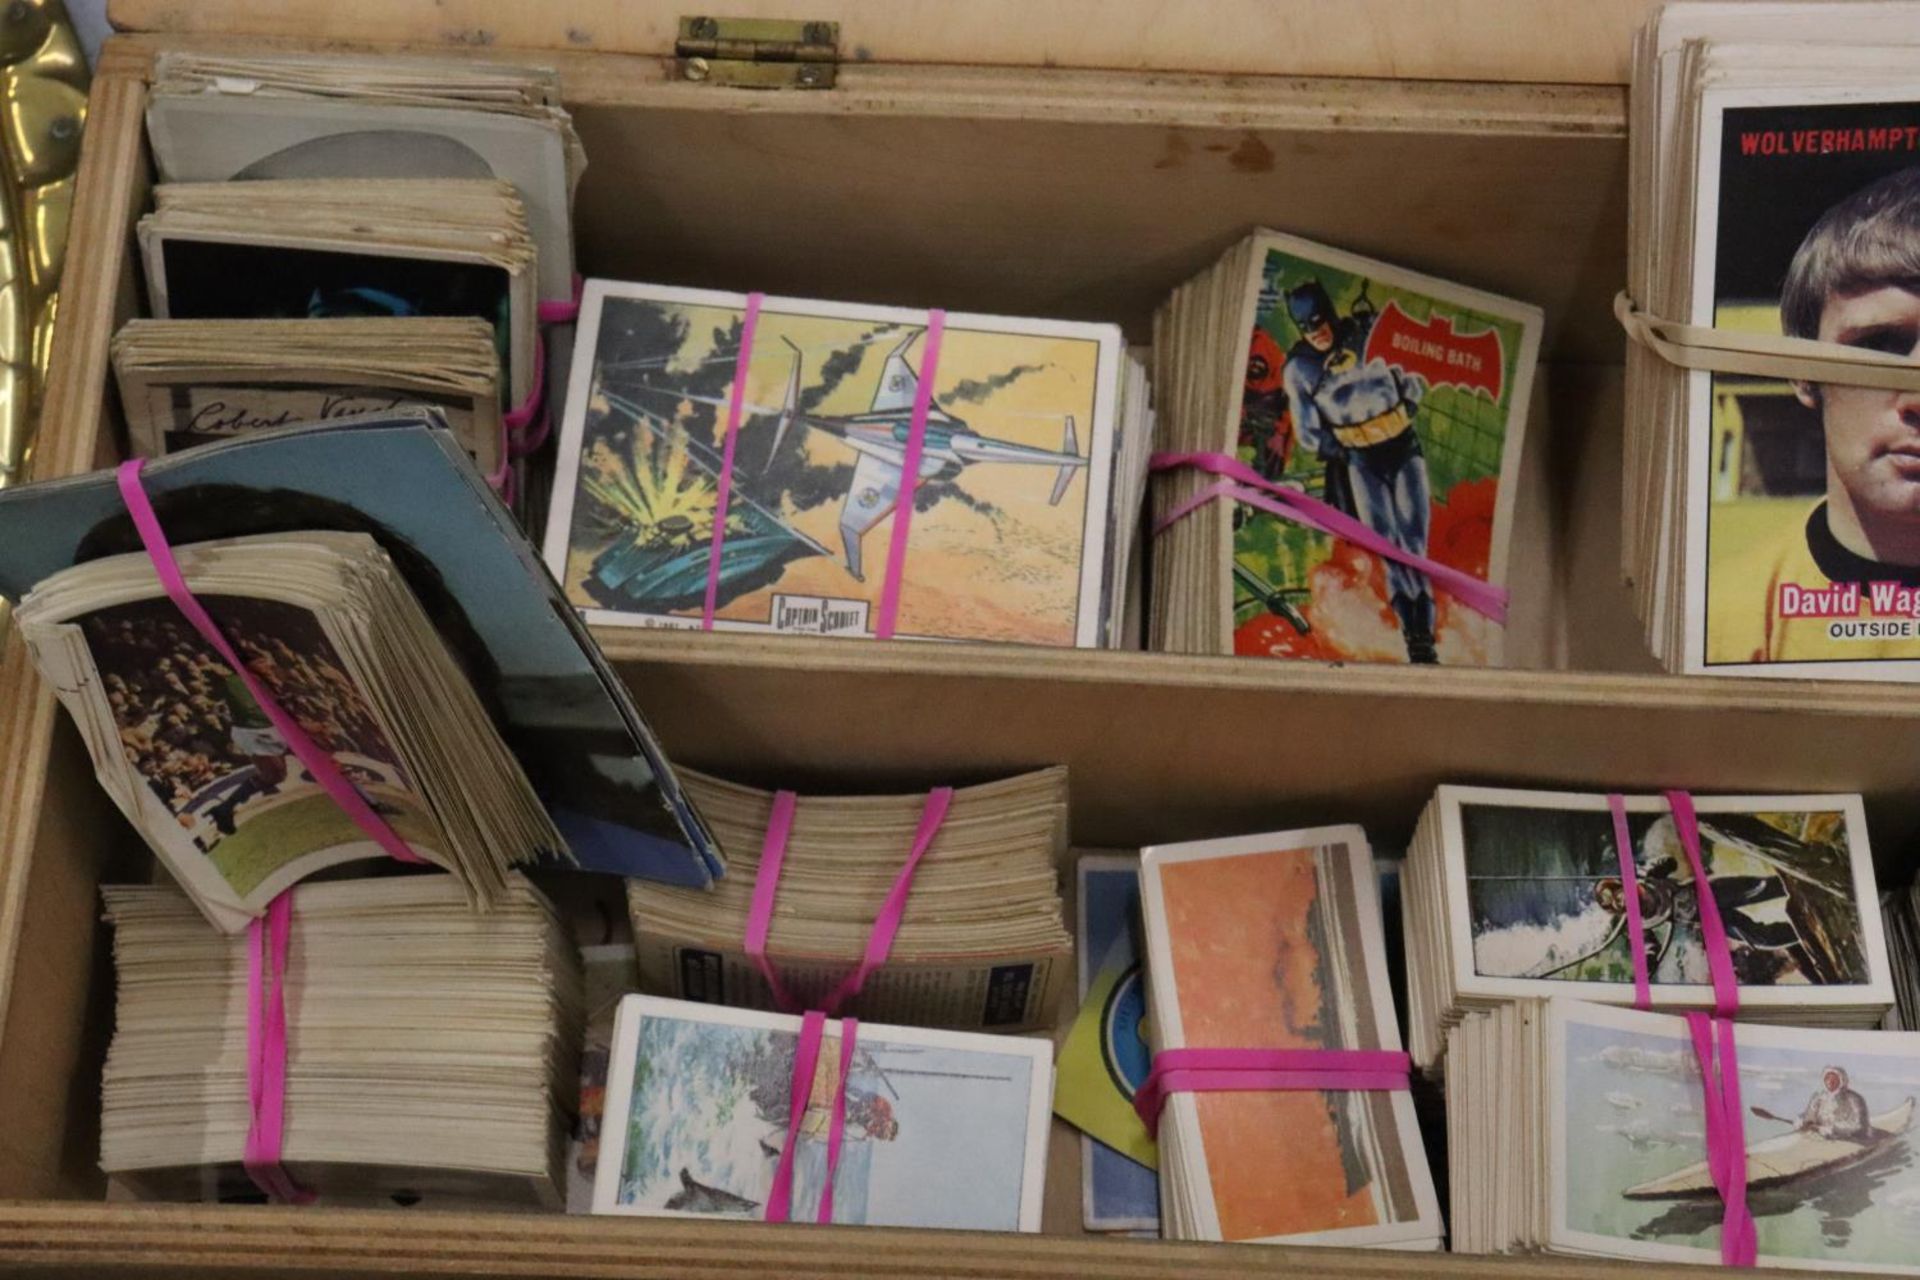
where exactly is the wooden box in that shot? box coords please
[3,2,1915,1274]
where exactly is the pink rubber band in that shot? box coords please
[742,787,953,1018]
[537,275,584,325]
[1618,790,1749,1266]
[117,459,437,1207]
[1607,793,1652,1011]
[242,893,314,1204]
[1667,790,1739,1018]
[1149,451,1510,625]
[1131,1047,1411,1138]
[1687,1011,1758,1267]
[874,310,946,640]
[114,462,425,869]
[503,276,585,461]
[817,1018,858,1224]
[765,1009,826,1223]
[743,789,802,1013]
[817,787,953,1014]
[703,291,766,630]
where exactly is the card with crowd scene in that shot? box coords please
[593,995,1052,1230]
[545,280,1137,646]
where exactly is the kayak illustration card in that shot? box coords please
[1229,230,1539,667]
[1058,855,1158,1232]
[1439,787,1891,1012]
[544,280,1123,646]
[1139,827,1441,1246]
[1549,1000,1920,1272]
[1685,88,1920,679]
[593,995,1051,1230]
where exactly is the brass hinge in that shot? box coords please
[676,17,839,89]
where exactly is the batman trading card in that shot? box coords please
[544,281,1126,646]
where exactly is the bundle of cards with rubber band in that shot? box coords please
[1449,997,1920,1274]
[544,280,1153,646]
[626,768,1071,1032]
[1622,2,1920,677]
[1137,827,1443,1247]
[1403,785,1895,1071]
[101,875,583,1207]
[591,995,1053,1230]
[1150,229,1541,666]
[0,415,723,909]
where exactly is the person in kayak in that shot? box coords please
[1799,1066,1873,1142]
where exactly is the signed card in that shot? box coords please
[120,376,498,471]
[1227,230,1540,666]
[545,280,1124,646]
[1547,1000,1920,1272]
[593,995,1052,1231]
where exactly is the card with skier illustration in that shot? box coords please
[592,995,1052,1230]
[544,280,1144,647]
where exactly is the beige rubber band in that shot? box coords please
[1615,291,1920,393]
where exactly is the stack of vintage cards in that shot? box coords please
[1054,854,1159,1232]
[592,994,1052,1229]
[1138,828,1443,1247]
[101,875,583,1207]
[145,50,583,305]
[627,768,1071,1032]
[14,530,562,932]
[1449,996,1920,1272]
[1884,885,1920,1032]
[1149,229,1541,666]
[0,414,722,890]
[112,317,503,471]
[137,178,537,406]
[1624,4,1920,677]
[1404,786,1894,1070]
[545,280,1152,647]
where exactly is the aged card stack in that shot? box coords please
[101,875,584,1207]
[1138,828,1443,1247]
[14,531,563,932]
[1150,229,1541,666]
[1624,3,1920,678]
[1404,786,1894,1069]
[1884,884,1920,1031]
[144,50,583,306]
[112,317,503,471]
[627,768,1071,1032]
[1450,997,1920,1273]
[0,415,724,889]
[592,994,1052,1230]
[545,280,1152,647]
[137,178,538,406]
